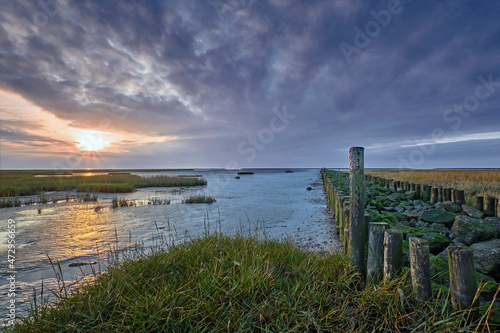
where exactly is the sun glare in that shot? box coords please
[75,130,110,151]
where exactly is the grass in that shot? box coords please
[366,169,500,205]
[4,232,497,332]
[0,172,207,198]
[182,195,216,204]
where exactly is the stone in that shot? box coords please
[434,202,443,209]
[422,232,451,255]
[485,217,500,233]
[382,206,396,212]
[442,201,462,213]
[470,239,500,280]
[462,205,485,219]
[429,255,449,284]
[406,190,419,200]
[450,215,497,246]
[421,209,456,224]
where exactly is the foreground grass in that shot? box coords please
[5,234,493,332]
[0,173,206,197]
[366,169,500,204]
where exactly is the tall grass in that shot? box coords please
[366,169,500,204]
[0,173,206,197]
[4,231,497,332]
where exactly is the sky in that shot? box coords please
[1,0,499,169]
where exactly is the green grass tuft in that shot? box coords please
[182,195,216,204]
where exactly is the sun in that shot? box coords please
[75,130,110,151]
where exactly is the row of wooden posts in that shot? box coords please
[365,174,499,217]
[321,147,480,312]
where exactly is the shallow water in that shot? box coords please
[0,168,341,324]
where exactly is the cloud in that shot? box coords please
[1,0,500,168]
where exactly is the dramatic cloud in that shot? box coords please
[1,0,499,168]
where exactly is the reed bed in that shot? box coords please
[0,173,206,197]
[182,195,216,204]
[367,169,500,203]
[4,231,497,332]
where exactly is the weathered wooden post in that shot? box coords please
[384,229,403,282]
[422,185,431,202]
[367,222,389,284]
[475,196,484,212]
[495,198,499,217]
[438,186,443,203]
[445,188,452,201]
[409,238,431,301]
[343,202,350,253]
[485,195,496,217]
[448,246,478,317]
[431,187,439,205]
[416,184,421,198]
[349,147,365,275]
[455,190,465,206]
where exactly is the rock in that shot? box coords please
[485,217,500,233]
[406,191,419,200]
[395,206,405,213]
[434,202,443,209]
[69,262,97,267]
[462,205,485,219]
[429,255,449,284]
[382,206,396,212]
[450,215,497,246]
[442,201,462,213]
[421,209,456,224]
[470,239,500,280]
[413,200,422,208]
[422,232,451,255]
[306,187,313,191]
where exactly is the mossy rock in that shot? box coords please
[451,215,498,245]
[422,232,450,255]
[381,211,397,223]
[430,255,449,284]
[421,209,455,224]
[373,200,384,211]
[475,272,500,300]
[382,200,392,207]
[392,222,413,236]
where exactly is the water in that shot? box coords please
[0,168,341,324]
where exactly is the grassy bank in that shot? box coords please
[0,172,206,197]
[366,169,500,204]
[4,233,490,332]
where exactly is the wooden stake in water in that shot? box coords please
[409,238,431,301]
[349,147,365,275]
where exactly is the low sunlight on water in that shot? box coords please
[0,168,341,323]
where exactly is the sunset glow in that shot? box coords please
[75,130,111,151]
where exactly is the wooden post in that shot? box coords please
[349,147,365,275]
[438,186,443,203]
[431,187,438,205]
[409,238,431,301]
[484,195,496,217]
[445,188,452,201]
[343,202,350,253]
[475,196,484,212]
[384,229,403,282]
[423,185,431,202]
[455,190,465,206]
[451,189,456,203]
[367,222,389,284]
[416,184,421,198]
[448,246,478,315]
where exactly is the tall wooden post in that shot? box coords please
[475,196,484,212]
[349,147,365,275]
